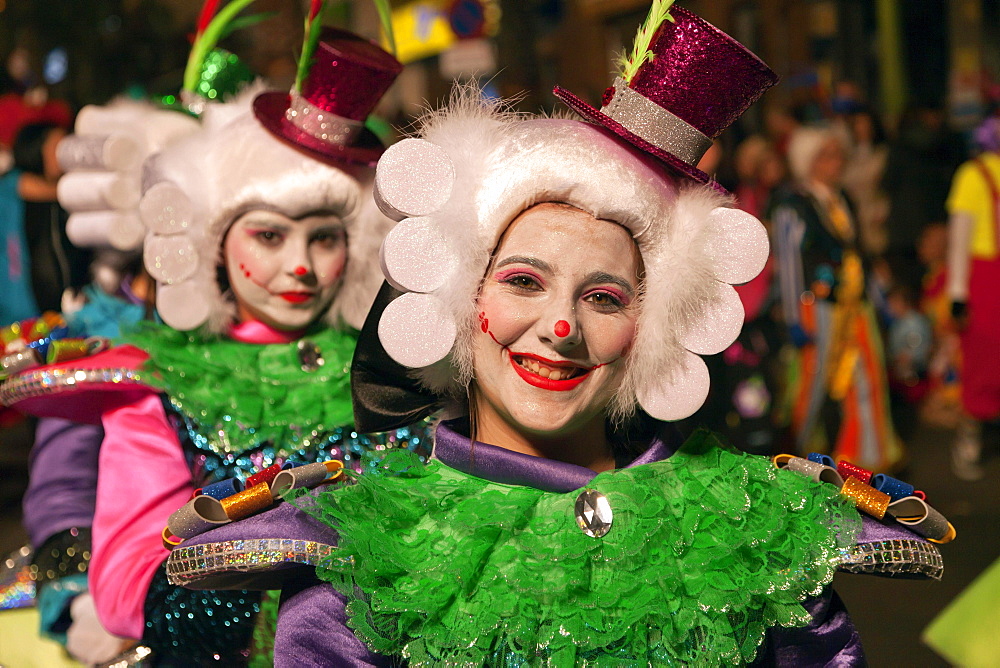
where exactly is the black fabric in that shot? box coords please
[350,281,443,434]
[31,527,91,588]
[142,566,260,666]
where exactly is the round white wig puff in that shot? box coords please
[137,84,393,333]
[374,88,770,422]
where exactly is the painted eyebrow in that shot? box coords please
[493,255,552,273]
[585,271,636,295]
[243,220,292,233]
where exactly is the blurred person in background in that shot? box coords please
[842,107,890,256]
[772,126,903,471]
[917,222,963,430]
[945,114,1000,480]
[0,121,74,323]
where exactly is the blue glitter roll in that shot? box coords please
[807,453,836,468]
[871,473,914,501]
[201,478,243,500]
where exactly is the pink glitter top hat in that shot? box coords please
[554,6,778,193]
[254,27,403,167]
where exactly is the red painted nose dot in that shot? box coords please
[554,320,571,337]
[294,266,308,276]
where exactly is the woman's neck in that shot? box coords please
[472,406,616,473]
[229,319,306,344]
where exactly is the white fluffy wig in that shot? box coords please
[373,89,769,422]
[786,125,844,184]
[138,83,393,333]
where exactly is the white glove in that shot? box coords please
[65,592,133,666]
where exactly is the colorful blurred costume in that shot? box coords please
[772,131,902,471]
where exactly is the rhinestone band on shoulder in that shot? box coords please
[0,367,146,406]
[838,539,943,580]
[166,538,339,585]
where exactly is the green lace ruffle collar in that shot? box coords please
[122,323,356,455]
[305,431,861,666]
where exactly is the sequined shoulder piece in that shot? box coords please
[839,538,943,580]
[0,345,153,422]
[166,538,338,586]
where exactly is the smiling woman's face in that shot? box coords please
[472,203,642,438]
[223,210,347,331]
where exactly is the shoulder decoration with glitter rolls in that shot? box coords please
[294,431,856,665]
[163,459,345,548]
[774,452,956,545]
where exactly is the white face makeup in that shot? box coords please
[223,210,347,331]
[472,203,642,438]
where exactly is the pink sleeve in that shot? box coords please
[90,393,194,639]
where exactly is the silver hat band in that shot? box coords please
[601,77,713,166]
[286,91,365,146]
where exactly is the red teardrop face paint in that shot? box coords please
[554,320,570,337]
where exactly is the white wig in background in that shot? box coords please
[373,88,769,422]
[138,83,393,333]
[786,125,844,184]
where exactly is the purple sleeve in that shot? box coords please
[275,581,392,668]
[23,417,102,547]
[757,588,866,667]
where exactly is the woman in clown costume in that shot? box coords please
[161,4,951,666]
[0,21,429,667]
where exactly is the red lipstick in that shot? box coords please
[508,352,592,391]
[279,292,314,304]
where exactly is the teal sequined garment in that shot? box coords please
[304,431,861,666]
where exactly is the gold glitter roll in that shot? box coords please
[46,339,91,364]
[221,482,273,520]
[840,476,890,519]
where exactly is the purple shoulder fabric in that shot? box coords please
[276,581,391,668]
[23,417,102,546]
[756,588,866,666]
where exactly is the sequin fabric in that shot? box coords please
[299,30,401,121]
[166,539,337,586]
[143,567,259,665]
[628,8,778,137]
[171,399,433,483]
[839,539,944,579]
[31,527,91,587]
